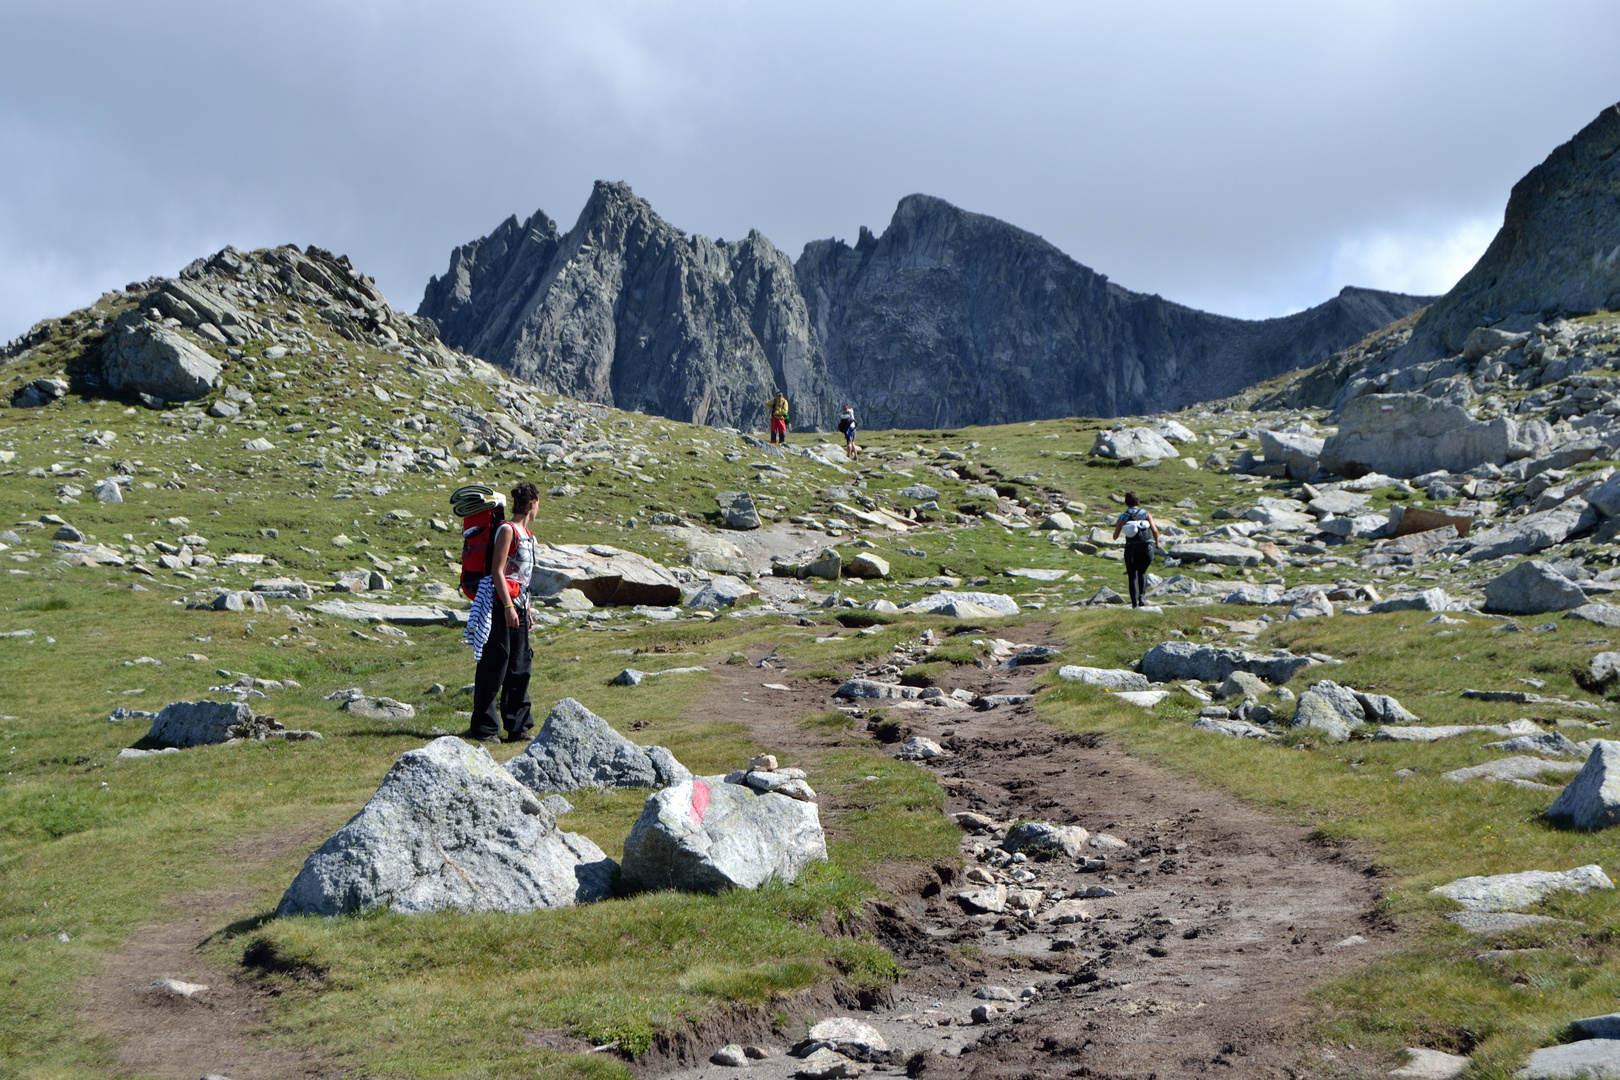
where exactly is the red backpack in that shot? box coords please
[459,506,505,600]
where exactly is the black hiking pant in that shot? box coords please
[1124,542,1153,607]
[471,606,533,740]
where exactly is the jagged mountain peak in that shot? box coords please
[423,185,1430,430]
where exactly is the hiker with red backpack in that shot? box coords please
[457,482,540,743]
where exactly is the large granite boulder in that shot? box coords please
[101,310,223,402]
[1545,741,1620,831]
[684,575,758,609]
[145,700,256,748]
[1291,681,1366,741]
[1090,427,1179,462]
[528,543,683,606]
[619,775,827,892]
[504,698,690,795]
[1140,641,1318,685]
[277,736,617,916]
[11,377,68,408]
[1170,541,1262,567]
[1319,393,1551,479]
[1257,429,1323,481]
[1484,560,1589,614]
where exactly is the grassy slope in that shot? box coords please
[3,280,1620,1076]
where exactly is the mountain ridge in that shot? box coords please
[420,187,1430,431]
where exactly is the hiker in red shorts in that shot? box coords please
[768,392,790,444]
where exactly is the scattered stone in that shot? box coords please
[685,576,759,609]
[716,491,762,530]
[903,590,1019,617]
[1057,665,1149,691]
[1376,720,1540,742]
[541,794,574,816]
[1113,690,1171,708]
[1003,821,1090,858]
[147,979,210,1000]
[1369,588,1452,614]
[1486,731,1585,756]
[897,484,940,501]
[1285,592,1334,620]
[144,700,255,748]
[805,1018,888,1061]
[1484,561,1589,615]
[1388,1047,1470,1080]
[1545,741,1620,830]
[1091,427,1179,462]
[794,1048,863,1080]
[276,737,616,915]
[619,775,827,892]
[1142,641,1319,684]
[957,884,1008,913]
[1193,717,1274,738]
[1431,865,1613,912]
[505,698,690,795]
[1257,428,1323,481]
[1516,1039,1620,1079]
[1353,691,1419,724]
[306,599,459,626]
[340,694,416,721]
[799,549,843,581]
[1444,757,1583,784]
[896,736,946,760]
[844,552,890,579]
[1291,680,1366,741]
[711,1045,749,1067]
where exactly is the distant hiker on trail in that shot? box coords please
[463,481,539,743]
[1111,491,1160,609]
[768,392,790,444]
[837,403,859,461]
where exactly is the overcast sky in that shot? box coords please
[1,1,1617,342]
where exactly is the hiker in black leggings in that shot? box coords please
[1111,491,1162,608]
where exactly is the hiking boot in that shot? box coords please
[504,729,532,743]
[460,728,501,744]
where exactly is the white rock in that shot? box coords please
[1545,740,1620,830]
[1389,1047,1470,1079]
[1431,865,1614,912]
[620,775,827,892]
[1056,665,1149,691]
[1113,690,1171,708]
[1091,427,1179,462]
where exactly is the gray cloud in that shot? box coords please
[2,0,1617,341]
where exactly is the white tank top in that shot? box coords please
[500,522,534,605]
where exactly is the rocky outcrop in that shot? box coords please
[277,736,616,915]
[418,182,837,432]
[423,185,1428,430]
[1388,103,1620,367]
[1319,393,1552,478]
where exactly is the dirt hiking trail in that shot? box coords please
[651,625,1394,1080]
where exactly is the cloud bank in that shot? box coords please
[1,0,1617,341]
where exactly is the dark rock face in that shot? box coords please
[423,185,1429,429]
[419,182,836,432]
[1391,103,1620,366]
[797,195,1428,427]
